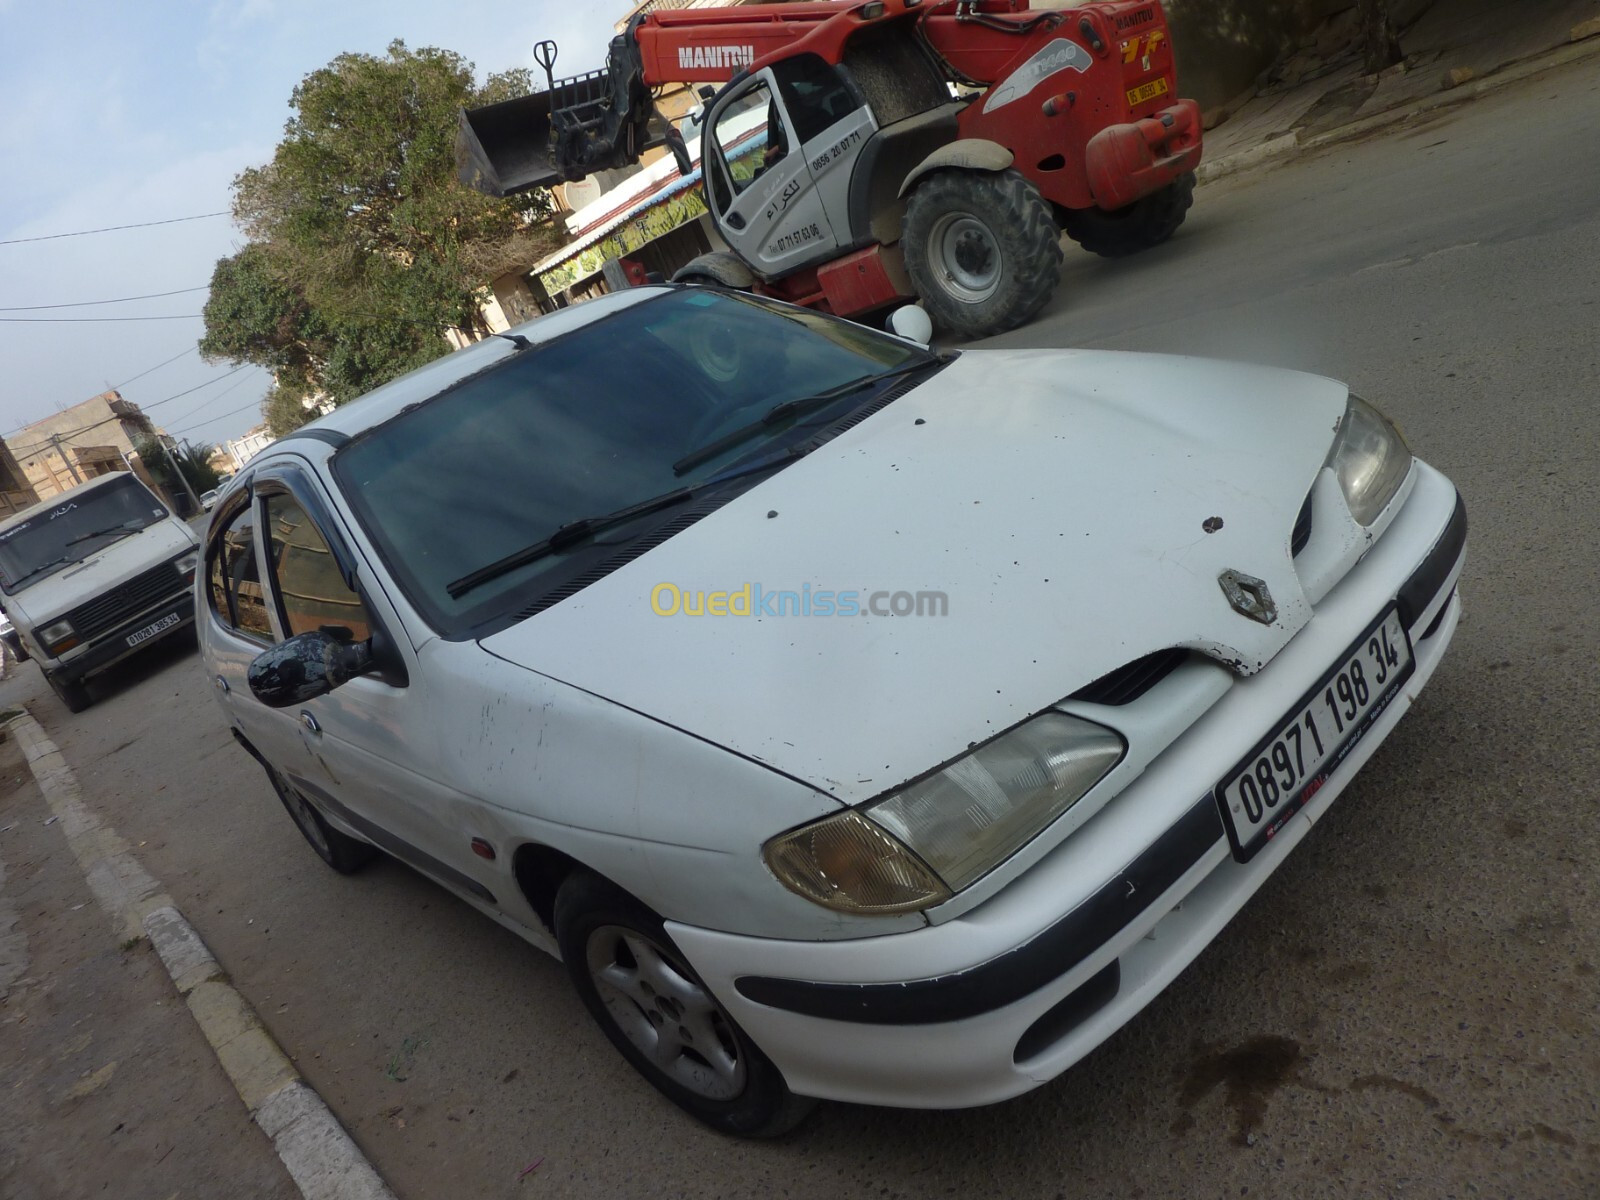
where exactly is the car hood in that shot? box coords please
[480,350,1348,803]
[7,519,197,626]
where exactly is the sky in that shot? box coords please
[0,0,620,454]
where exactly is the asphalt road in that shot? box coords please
[2,56,1597,1200]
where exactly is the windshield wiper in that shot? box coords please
[6,555,74,590]
[447,454,802,601]
[65,520,143,548]
[671,359,931,478]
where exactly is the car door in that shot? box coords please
[704,69,840,277]
[250,467,504,910]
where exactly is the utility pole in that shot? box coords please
[47,434,84,487]
[154,436,203,516]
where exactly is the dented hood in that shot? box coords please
[480,350,1348,802]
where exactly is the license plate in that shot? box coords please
[1126,77,1169,107]
[126,612,182,647]
[1216,606,1414,861]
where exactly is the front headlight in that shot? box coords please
[37,618,76,653]
[1327,395,1412,526]
[175,549,199,579]
[764,713,1126,914]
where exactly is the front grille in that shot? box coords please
[1291,491,1314,556]
[1070,647,1189,705]
[64,561,183,641]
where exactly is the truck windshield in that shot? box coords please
[0,474,170,593]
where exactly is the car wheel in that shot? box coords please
[44,670,91,713]
[263,764,377,875]
[554,871,815,1137]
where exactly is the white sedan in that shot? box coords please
[197,286,1465,1135]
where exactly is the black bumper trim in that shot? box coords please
[1397,490,1467,629]
[56,592,195,683]
[734,795,1223,1025]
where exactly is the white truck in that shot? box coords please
[0,471,201,711]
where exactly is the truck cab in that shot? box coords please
[0,471,201,711]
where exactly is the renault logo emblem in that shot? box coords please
[1219,570,1277,625]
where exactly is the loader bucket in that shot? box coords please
[456,94,562,197]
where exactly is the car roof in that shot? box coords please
[0,470,138,536]
[287,287,670,443]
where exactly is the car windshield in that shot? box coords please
[334,289,928,633]
[0,474,170,593]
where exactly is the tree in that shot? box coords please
[1356,0,1403,74]
[135,436,223,499]
[201,41,561,433]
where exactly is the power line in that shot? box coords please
[142,364,251,410]
[111,345,200,391]
[0,212,229,246]
[0,285,207,312]
[162,371,258,430]
[0,313,203,323]
[169,396,265,437]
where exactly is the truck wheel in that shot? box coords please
[1063,171,1196,259]
[554,870,816,1137]
[264,764,377,875]
[902,168,1063,339]
[45,670,91,713]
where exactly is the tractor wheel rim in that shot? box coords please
[587,924,747,1100]
[931,212,1002,303]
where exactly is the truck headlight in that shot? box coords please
[1328,395,1412,526]
[37,619,77,653]
[175,550,199,580]
[764,713,1125,914]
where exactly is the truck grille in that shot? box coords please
[65,561,183,642]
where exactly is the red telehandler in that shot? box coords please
[458,0,1201,337]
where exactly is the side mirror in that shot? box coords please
[887,304,933,347]
[247,630,375,708]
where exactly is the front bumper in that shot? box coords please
[669,462,1465,1109]
[52,590,196,684]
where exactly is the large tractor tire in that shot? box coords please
[901,168,1063,339]
[1063,171,1196,259]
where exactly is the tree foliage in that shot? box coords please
[201,40,561,435]
[134,436,222,498]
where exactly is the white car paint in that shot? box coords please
[197,287,1465,1121]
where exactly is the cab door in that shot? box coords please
[704,69,839,278]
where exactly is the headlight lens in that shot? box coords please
[38,619,75,652]
[176,550,199,579]
[764,713,1125,914]
[1327,395,1411,526]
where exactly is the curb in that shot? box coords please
[4,711,397,1200]
[1198,31,1600,184]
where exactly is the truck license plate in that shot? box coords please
[126,612,181,647]
[1216,606,1413,861]
[1126,78,1169,107]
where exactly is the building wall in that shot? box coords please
[224,425,275,473]
[0,442,39,518]
[4,391,159,502]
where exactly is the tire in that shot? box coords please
[902,167,1063,339]
[44,670,91,713]
[1063,170,1196,259]
[554,871,815,1138]
[263,764,377,875]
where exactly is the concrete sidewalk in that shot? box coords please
[1196,0,1600,182]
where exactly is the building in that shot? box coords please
[3,391,167,503]
[223,424,274,473]
[0,443,39,519]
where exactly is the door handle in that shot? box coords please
[214,675,230,693]
[725,211,746,230]
[298,710,321,735]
